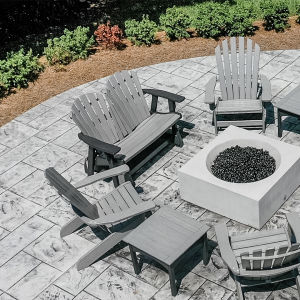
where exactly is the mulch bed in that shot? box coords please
[1,17,300,127]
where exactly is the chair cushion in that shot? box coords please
[217,99,262,114]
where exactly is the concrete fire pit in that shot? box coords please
[178,126,300,229]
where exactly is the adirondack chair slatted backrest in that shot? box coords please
[71,93,123,144]
[45,168,99,220]
[106,70,150,133]
[240,243,300,270]
[216,37,260,101]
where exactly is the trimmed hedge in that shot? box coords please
[0,49,43,97]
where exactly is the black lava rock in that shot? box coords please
[211,145,276,183]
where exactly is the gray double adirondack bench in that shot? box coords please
[71,70,184,186]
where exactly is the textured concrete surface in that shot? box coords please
[1,49,300,300]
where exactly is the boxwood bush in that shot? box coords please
[260,0,290,31]
[159,6,191,40]
[125,15,157,46]
[193,2,230,38]
[193,1,256,38]
[227,2,257,36]
[44,26,94,65]
[0,48,43,97]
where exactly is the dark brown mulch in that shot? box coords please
[1,17,300,127]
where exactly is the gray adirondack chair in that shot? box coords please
[45,164,155,271]
[215,212,300,300]
[71,70,184,184]
[205,37,272,135]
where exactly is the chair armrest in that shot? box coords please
[205,76,217,105]
[261,74,271,102]
[78,132,121,155]
[74,165,130,189]
[286,212,300,243]
[143,89,185,103]
[215,224,240,275]
[81,200,156,227]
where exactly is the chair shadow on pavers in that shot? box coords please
[71,70,185,186]
[215,213,300,300]
[44,164,155,271]
[205,36,272,135]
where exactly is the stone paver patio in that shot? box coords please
[1,49,300,300]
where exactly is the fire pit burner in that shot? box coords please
[211,145,276,183]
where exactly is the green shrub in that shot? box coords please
[260,0,290,31]
[296,4,300,23]
[0,49,43,96]
[227,3,257,36]
[193,1,256,38]
[159,6,191,40]
[125,15,157,46]
[193,2,231,38]
[44,26,94,65]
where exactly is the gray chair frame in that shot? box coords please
[205,37,272,135]
[215,212,300,300]
[45,164,155,271]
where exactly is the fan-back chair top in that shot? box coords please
[71,70,150,146]
[216,36,260,101]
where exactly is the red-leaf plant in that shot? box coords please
[94,21,123,49]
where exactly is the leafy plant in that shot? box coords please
[193,2,231,38]
[159,6,191,40]
[125,15,157,46]
[44,26,94,65]
[94,21,123,49]
[260,0,290,31]
[227,3,257,36]
[0,48,43,97]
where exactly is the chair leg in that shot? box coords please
[60,216,85,238]
[168,266,178,296]
[202,233,209,265]
[129,245,141,275]
[278,109,283,137]
[262,108,266,133]
[234,275,244,300]
[213,111,218,135]
[296,275,300,297]
[87,146,96,176]
[77,230,133,271]
[106,154,120,188]
[173,125,183,147]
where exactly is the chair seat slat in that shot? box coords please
[263,247,275,269]
[253,249,262,270]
